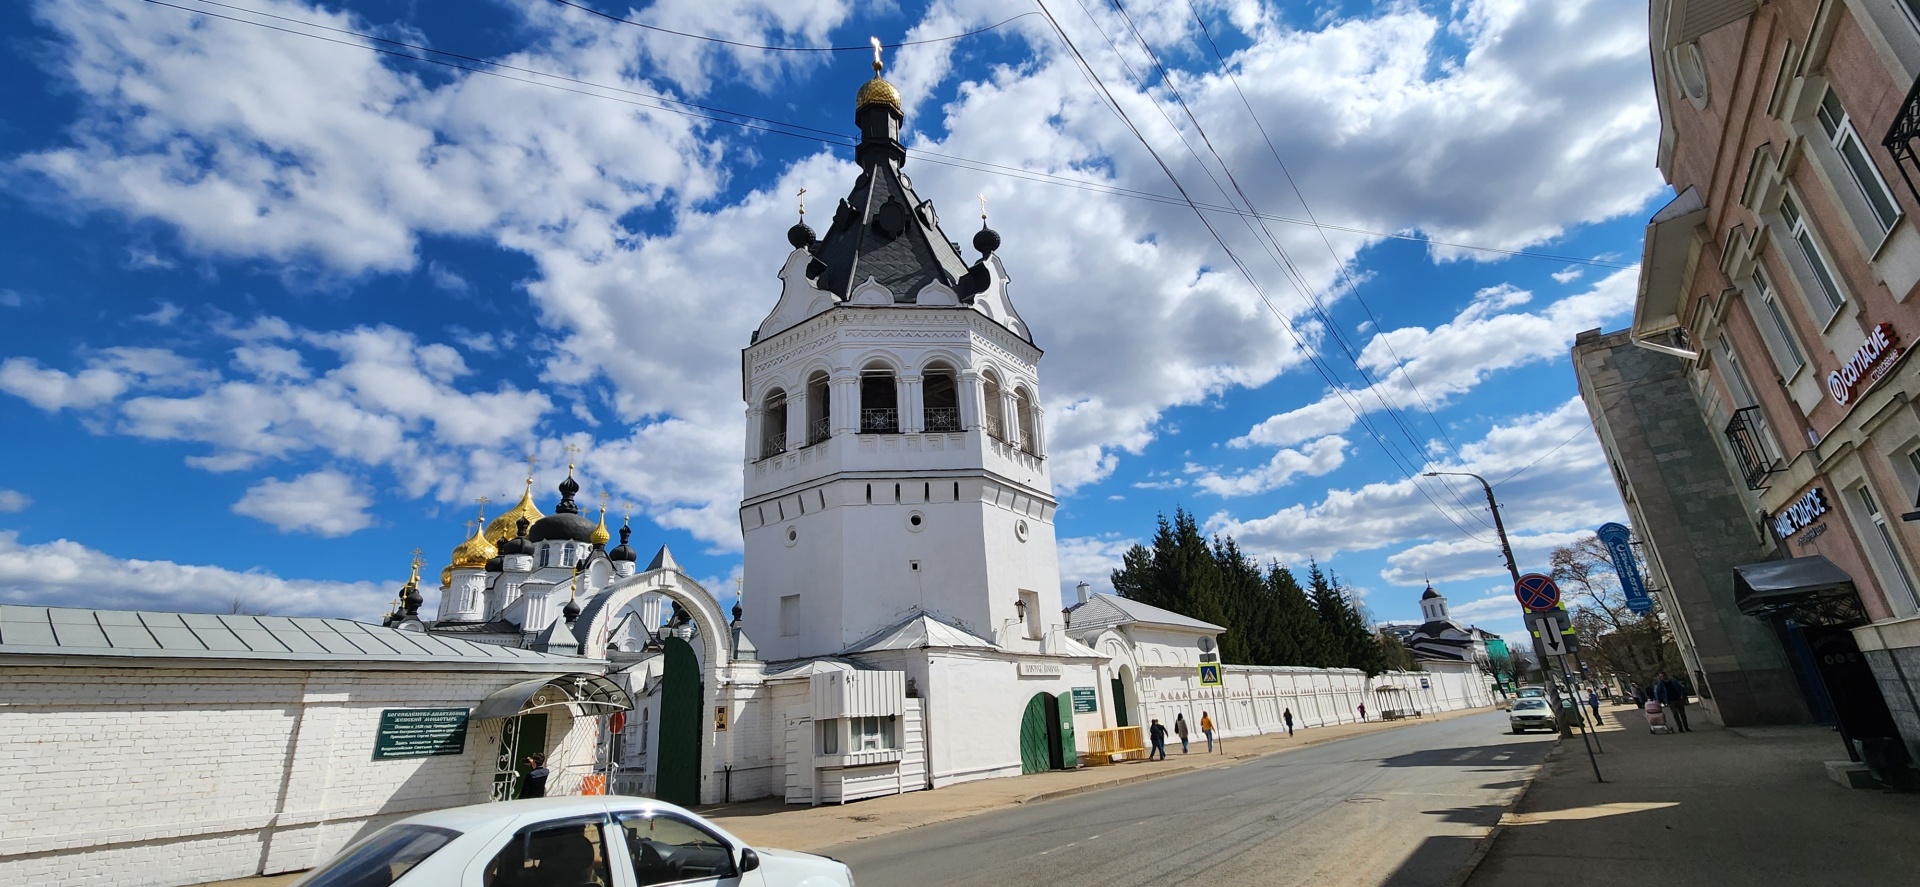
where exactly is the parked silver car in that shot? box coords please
[1508,698,1558,734]
[290,796,855,887]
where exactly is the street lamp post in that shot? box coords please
[1424,471,1603,781]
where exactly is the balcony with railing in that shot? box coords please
[861,408,899,434]
[808,415,832,446]
[984,415,1005,442]
[1884,72,1920,205]
[924,406,961,433]
[1724,405,1776,490]
[759,430,786,461]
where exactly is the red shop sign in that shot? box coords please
[1829,322,1903,406]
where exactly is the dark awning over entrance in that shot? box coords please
[472,672,632,720]
[1733,556,1858,617]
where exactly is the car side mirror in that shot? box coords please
[739,847,761,873]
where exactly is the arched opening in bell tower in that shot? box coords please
[806,371,832,445]
[982,369,1006,441]
[760,388,788,459]
[860,363,899,433]
[1015,386,1039,455]
[924,363,960,432]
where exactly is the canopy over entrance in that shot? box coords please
[472,672,631,720]
[1733,556,1863,619]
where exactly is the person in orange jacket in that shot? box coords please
[1200,712,1216,752]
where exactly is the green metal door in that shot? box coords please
[1055,691,1078,770]
[498,712,548,800]
[1111,677,1129,728]
[655,636,703,806]
[1018,693,1051,774]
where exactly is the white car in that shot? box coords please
[289,796,855,887]
[1508,698,1558,734]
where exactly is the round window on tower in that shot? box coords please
[784,525,799,547]
[1014,519,1029,542]
[907,511,926,532]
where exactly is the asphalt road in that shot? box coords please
[824,711,1555,887]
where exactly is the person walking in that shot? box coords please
[1148,719,1168,760]
[1357,703,1367,721]
[1586,689,1602,724]
[1200,712,1216,752]
[1654,672,1692,733]
[521,754,549,799]
[1174,713,1190,753]
[1283,708,1295,737]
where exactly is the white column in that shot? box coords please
[958,371,982,430]
[899,374,923,433]
[833,374,860,435]
[744,406,763,461]
[787,387,809,447]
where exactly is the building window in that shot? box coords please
[923,363,960,432]
[1020,589,1042,640]
[1716,333,1778,475]
[1014,387,1039,455]
[539,544,551,568]
[1672,42,1709,105]
[859,364,899,434]
[817,720,838,755]
[780,594,800,637]
[562,545,576,568]
[1817,88,1902,233]
[760,388,787,459]
[853,715,896,751]
[1858,485,1920,610]
[981,370,1006,441]
[1751,267,1807,375]
[1778,192,1847,318]
[806,371,832,445]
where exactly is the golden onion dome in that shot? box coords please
[449,527,497,570]
[440,564,454,588]
[590,510,611,546]
[856,75,901,113]
[486,482,544,544]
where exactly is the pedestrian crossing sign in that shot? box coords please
[1198,663,1222,686]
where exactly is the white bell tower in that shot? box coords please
[1421,585,1451,623]
[740,60,1061,661]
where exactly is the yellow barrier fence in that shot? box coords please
[1082,726,1148,765]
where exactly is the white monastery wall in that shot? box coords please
[916,652,1100,787]
[0,665,585,887]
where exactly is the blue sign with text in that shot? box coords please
[1597,522,1654,615]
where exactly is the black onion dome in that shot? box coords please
[1421,585,1441,600]
[528,512,596,543]
[973,224,1001,256]
[788,222,815,249]
[486,555,504,573]
[555,474,581,514]
[562,597,581,624]
[499,517,536,556]
[609,524,638,563]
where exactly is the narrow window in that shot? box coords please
[1020,589,1042,640]
[562,545,576,568]
[1015,387,1039,455]
[924,482,931,501]
[923,364,960,432]
[1859,485,1920,610]
[982,370,1006,440]
[818,719,839,755]
[866,484,872,504]
[760,388,788,459]
[894,483,901,504]
[954,482,960,501]
[539,545,551,568]
[1752,268,1807,374]
[1817,88,1901,232]
[780,594,800,637]
[1779,192,1846,317]
[859,364,899,433]
[1717,333,1777,462]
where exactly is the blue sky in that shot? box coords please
[0,0,1663,643]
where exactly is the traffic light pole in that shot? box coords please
[1426,471,1603,782]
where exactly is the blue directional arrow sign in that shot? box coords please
[1514,573,1561,612]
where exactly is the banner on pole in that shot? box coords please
[1596,522,1654,614]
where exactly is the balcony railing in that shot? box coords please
[1883,73,1920,205]
[760,431,786,460]
[861,408,899,434]
[1724,405,1775,490]
[984,415,1005,441]
[808,416,832,446]
[924,406,961,432]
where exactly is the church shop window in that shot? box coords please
[859,364,899,433]
[1816,88,1901,234]
[1014,387,1039,455]
[981,370,1007,440]
[761,388,788,459]
[806,371,832,445]
[923,363,960,432]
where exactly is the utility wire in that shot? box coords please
[1036,0,1491,545]
[1090,0,1493,537]
[1492,420,1596,488]
[548,0,1039,53]
[141,0,1631,271]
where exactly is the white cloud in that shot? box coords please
[1552,266,1584,284]
[1195,435,1348,497]
[233,470,375,537]
[1056,535,1138,601]
[0,490,31,513]
[0,530,390,618]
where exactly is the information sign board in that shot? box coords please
[372,708,469,760]
[1070,687,1099,713]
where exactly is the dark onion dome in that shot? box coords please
[485,555,504,573]
[788,222,815,248]
[1422,585,1441,600]
[529,475,595,542]
[499,517,536,557]
[562,596,581,624]
[609,523,638,563]
[973,224,1000,257]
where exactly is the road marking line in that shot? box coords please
[1452,751,1479,761]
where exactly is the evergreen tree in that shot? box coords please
[1308,562,1390,675]
[1264,562,1339,667]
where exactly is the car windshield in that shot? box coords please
[1517,688,1545,698]
[1513,700,1549,711]
[294,824,461,887]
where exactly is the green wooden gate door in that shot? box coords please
[1111,677,1130,727]
[655,636,703,806]
[1018,693,1051,774]
[1055,691,1078,770]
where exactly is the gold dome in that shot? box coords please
[486,481,544,544]
[440,564,454,588]
[449,527,497,570]
[590,510,611,546]
[856,74,901,113]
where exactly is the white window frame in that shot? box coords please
[1778,191,1847,320]
[1717,332,1778,463]
[1750,267,1808,376]
[1857,484,1920,611]
[1816,87,1902,234]
[853,715,896,751]
[562,544,576,568]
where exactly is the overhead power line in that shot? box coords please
[547,0,1040,52]
[141,0,1631,271]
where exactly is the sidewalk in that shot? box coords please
[193,706,1491,887]
[1464,703,1920,887]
